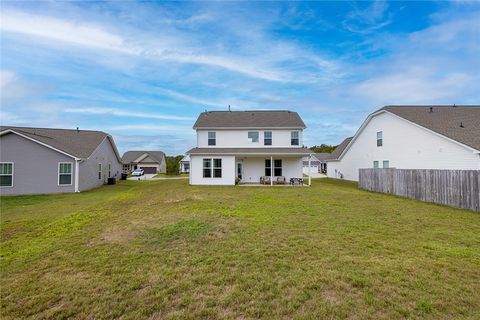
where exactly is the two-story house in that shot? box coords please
[326,105,480,181]
[186,110,312,185]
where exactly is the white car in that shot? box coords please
[131,169,144,176]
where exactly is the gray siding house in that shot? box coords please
[0,126,123,195]
[122,151,166,174]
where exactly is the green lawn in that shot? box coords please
[1,179,479,319]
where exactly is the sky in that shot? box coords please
[1,1,479,155]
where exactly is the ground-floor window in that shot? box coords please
[98,163,102,180]
[0,162,13,187]
[203,158,222,178]
[184,163,190,171]
[265,159,282,176]
[58,162,73,185]
[203,159,211,178]
[213,159,222,178]
[108,163,112,178]
[373,161,379,168]
[383,160,389,168]
[265,159,272,176]
[274,160,282,176]
[123,164,130,171]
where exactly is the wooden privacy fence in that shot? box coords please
[358,168,480,212]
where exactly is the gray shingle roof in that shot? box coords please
[381,105,480,151]
[313,152,331,161]
[0,126,113,159]
[326,137,353,161]
[193,110,306,129]
[187,147,312,155]
[122,151,165,164]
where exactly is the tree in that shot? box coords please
[165,155,184,175]
[309,144,337,153]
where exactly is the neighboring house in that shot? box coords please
[122,151,166,174]
[179,154,190,173]
[186,110,312,185]
[0,126,123,195]
[302,153,330,174]
[327,105,480,181]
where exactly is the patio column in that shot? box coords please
[308,154,311,186]
[270,156,273,186]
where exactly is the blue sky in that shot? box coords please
[1,1,479,155]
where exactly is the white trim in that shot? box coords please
[188,152,311,156]
[194,126,306,130]
[0,129,80,160]
[132,153,149,163]
[0,162,14,188]
[335,109,480,161]
[75,159,80,192]
[58,162,73,186]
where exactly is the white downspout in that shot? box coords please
[75,159,80,192]
[308,155,311,186]
[270,156,273,186]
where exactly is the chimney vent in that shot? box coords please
[228,105,231,111]
[460,122,464,128]
[76,127,79,132]
[429,107,433,113]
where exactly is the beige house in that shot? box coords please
[122,151,166,174]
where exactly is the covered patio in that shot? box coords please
[188,147,313,186]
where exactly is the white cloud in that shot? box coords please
[64,107,194,121]
[0,10,137,54]
[0,8,341,83]
[342,0,392,34]
[352,70,474,104]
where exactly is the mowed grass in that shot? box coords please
[1,179,479,319]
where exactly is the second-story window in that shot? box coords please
[264,131,272,145]
[291,131,299,145]
[377,131,383,147]
[248,131,259,143]
[208,131,216,146]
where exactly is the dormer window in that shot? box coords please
[377,131,383,147]
[291,131,299,145]
[264,131,272,145]
[208,132,216,146]
[248,131,259,143]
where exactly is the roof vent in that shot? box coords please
[76,127,79,132]
[453,104,457,108]
[460,122,464,128]
[228,105,231,111]
[429,107,433,113]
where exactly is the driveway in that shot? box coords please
[305,172,327,179]
[127,174,189,181]
[127,174,157,181]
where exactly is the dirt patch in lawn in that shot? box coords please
[97,229,137,244]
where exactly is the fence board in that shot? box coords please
[358,169,480,212]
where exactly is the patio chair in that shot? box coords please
[276,176,286,185]
[261,176,271,185]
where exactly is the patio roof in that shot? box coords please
[187,147,312,156]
